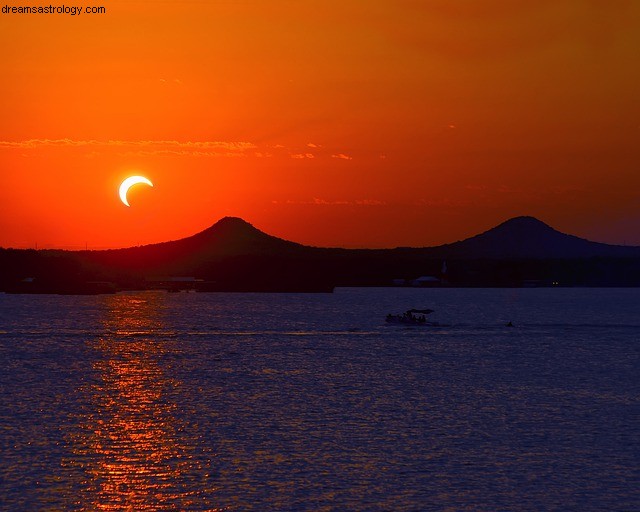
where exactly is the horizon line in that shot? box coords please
[1,215,638,252]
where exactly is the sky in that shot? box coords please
[1,0,639,249]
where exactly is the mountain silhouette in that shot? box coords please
[91,215,640,265]
[180,216,304,255]
[2,215,640,292]
[84,214,640,288]
[86,216,307,272]
[431,216,640,259]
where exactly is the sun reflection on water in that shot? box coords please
[70,293,219,511]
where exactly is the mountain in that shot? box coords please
[89,214,640,266]
[81,215,640,288]
[84,216,308,272]
[2,215,640,291]
[430,216,640,259]
[175,216,305,255]
[73,217,327,291]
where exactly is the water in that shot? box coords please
[0,288,638,511]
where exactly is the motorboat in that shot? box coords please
[385,308,441,326]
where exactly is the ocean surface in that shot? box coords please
[0,288,638,511]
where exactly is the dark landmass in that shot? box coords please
[2,216,640,293]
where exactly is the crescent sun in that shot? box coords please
[119,176,153,207]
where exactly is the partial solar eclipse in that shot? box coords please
[119,176,153,207]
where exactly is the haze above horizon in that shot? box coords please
[2,1,639,248]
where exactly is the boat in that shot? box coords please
[385,309,441,326]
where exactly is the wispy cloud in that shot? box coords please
[354,199,385,205]
[114,150,251,158]
[0,139,255,149]
[1,139,362,161]
[331,153,353,160]
[159,78,183,85]
[0,139,257,157]
[273,198,386,206]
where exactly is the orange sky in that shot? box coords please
[1,0,639,249]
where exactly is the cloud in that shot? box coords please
[0,139,100,148]
[0,139,257,157]
[355,199,386,205]
[273,198,386,206]
[159,78,183,85]
[311,198,348,205]
[116,150,249,158]
[1,139,360,162]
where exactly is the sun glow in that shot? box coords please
[119,176,153,207]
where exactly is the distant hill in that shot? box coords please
[84,216,309,272]
[87,214,640,267]
[429,216,640,259]
[77,215,640,288]
[174,216,305,255]
[2,215,640,291]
